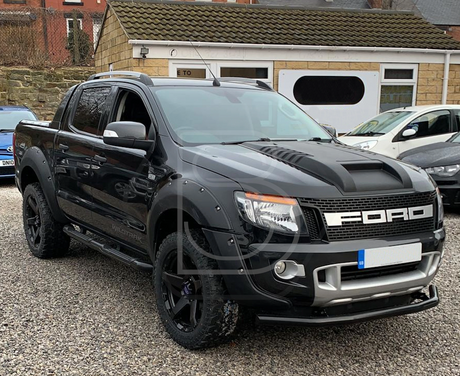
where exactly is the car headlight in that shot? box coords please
[353,140,378,150]
[425,164,460,177]
[436,187,444,227]
[234,192,307,234]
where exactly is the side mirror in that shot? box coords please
[402,128,417,138]
[103,121,154,151]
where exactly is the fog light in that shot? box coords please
[275,261,286,275]
[273,260,306,280]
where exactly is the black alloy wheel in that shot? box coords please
[22,183,70,258]
[161,251,203,332]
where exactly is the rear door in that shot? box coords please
[54,84,113,225]
[395,109,457,155]
[89,84,157,251]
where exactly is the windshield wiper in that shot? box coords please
[349,132,385,136]
[221,138,298,145]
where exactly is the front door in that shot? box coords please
[396,109,457,156]
[54,85,112,225]
[90,85,157,252]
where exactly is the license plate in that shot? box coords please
[0,159,14,166]
[358,243,422,270]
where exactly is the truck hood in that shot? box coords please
[180,141,434,198]
[400,142,460,168]
[0,131,13,152]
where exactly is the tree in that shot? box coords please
[66,12,91,65]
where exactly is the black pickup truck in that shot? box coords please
[14,71,445,349]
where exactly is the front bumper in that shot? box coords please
[257,285,439,326]
[203,228,445,324]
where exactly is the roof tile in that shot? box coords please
[110,0,460,50]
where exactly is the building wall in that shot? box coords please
[447,26,460,43]
[45,0,105,12]
[95,8,133,72]
[1,0,42,9]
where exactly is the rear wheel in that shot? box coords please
[154,230,238,349]
[23,183,70,258]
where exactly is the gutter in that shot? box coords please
[129,40,460,104]
[129,40,460,55]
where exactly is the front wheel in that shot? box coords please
[154,230,238,349]
[23,183,70,258]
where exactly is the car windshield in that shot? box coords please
[347,111,414,136]
[0,110,36,131]
[152,87,332,145]
[450,133,460,143]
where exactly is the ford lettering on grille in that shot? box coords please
[324,205,434,227]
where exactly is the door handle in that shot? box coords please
[94,154,107,164]
[58,143,69,151]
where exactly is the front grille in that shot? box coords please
[303,208,321,240]
[0,166,15,176]
[341,262,420,281]
[300,191,436,242]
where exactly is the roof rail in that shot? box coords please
[88,71,154,86]
[216,77,274,91]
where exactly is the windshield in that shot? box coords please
[347,111,414,136]
[450,133,460,143]
[152,87,331,144]
[0,110,36,131]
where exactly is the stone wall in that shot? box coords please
[0,67,95,120]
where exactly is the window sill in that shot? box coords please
[63,1,84,5]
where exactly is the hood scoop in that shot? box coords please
[246,142,413,193]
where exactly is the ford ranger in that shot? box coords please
[14,71,445,349]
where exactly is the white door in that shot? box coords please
[395,110,456,156]
[278,70,380,134]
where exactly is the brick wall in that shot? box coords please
[273,61,380,91]
[447,26,460,42]
[416,63,444,105]
[0,67,95,120]
[95,8,133,72]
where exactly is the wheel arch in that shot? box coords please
[147,178,233,261]
[19,147,67,223]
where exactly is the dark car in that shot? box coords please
[400,132,460,207]
[0,106,37,178]
[14,72,444,349]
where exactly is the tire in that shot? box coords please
[154,230,239,349]
[22,182,70,258]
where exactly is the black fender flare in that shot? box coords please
[146,177,234,260]
[19,146,68,223]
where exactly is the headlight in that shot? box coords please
[234,192,307,234]
[436,187,444,227]
[425,164,460,177]
[353,140,378,150]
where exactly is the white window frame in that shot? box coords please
[169,60,274,85]
[379,63,419,110]
[92,18,102,49]
[66,18,83,37]
[64,0,82,3]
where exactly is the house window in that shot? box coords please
[169,61,273,85]
[293,76,365,105]
[3,0,26,4]
[63,0,83,4]
[66,18,82,37]
[380,64,418,112]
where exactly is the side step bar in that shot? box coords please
[63,225,153,273]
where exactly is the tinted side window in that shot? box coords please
[408,110,451,138]
[453,110,460,132]
[72,87,111,135]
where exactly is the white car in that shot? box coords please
[340,105,460,158]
